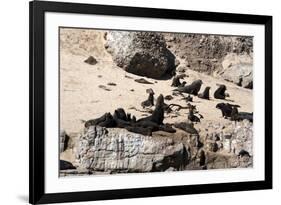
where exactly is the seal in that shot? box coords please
[141,89,155,108]
[214,84,227,99]
[187,103,203,123]
[174,79,203,96]
[215,103,238,118]
[198,86,210,100]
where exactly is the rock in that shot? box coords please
[76,126,190,172]
[220,121,253,155]
[98,85,111,91]
[105,31,176,79]
[107,82,117,86]
[164,95,174,101]
[134,78,154,84]
[231,121,253,155]
[60,130,69,153]
[60,168,93,176]
[164,34,253,86]
[221,53,253,88]
[206,141,219,152]
[84,56,98,65]
[175,59,180,68]
[177,65,186,73]
[60,160,76,170]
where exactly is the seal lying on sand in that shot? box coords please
[171,74,187,87]
[174,79,203,96]
[216,103,253,122]
[215,103,240,118]
[214,84,227,99]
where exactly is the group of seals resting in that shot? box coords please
[85,94,176,136]
[172,78,229,101]
[216,103,253,122]
[85,76,251,136]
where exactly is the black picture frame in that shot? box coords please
[29,0,272,204]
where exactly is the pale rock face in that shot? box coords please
[231,120,253,155]
[203,121,253,157]
[76,126,190,173]
[198,121,253,169]
[73,121,253,173]
[221,53,253,88]
[105,31,176,79]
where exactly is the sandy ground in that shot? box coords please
[59,28,253,137]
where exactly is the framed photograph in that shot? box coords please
[29,0,272,204]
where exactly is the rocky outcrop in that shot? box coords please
[221,53,253,88]
[75,126,190,173]
[202,120,253,169]
[164,34,253,88]
[71,120,253,174]
[105,31,176,79]
[60,130,69,153]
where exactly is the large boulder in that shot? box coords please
[75,126,190,173]
[221,53,253,88]
[105,31,176,79]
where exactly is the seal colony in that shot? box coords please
[84,77,252,136]
[60,28,254,174]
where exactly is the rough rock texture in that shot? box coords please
[221,120,253,156]
[221,53,253,88]
[60,130,69,153]
[164,34,253,88]
[76,126,190,173]
[202,120,253,169]
[105,31,176,79]
[71,120,252,174]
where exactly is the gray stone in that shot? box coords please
[60,130,69,153]
[221,53,253,88]
[105,31,176,79]
[76,126,190,172]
